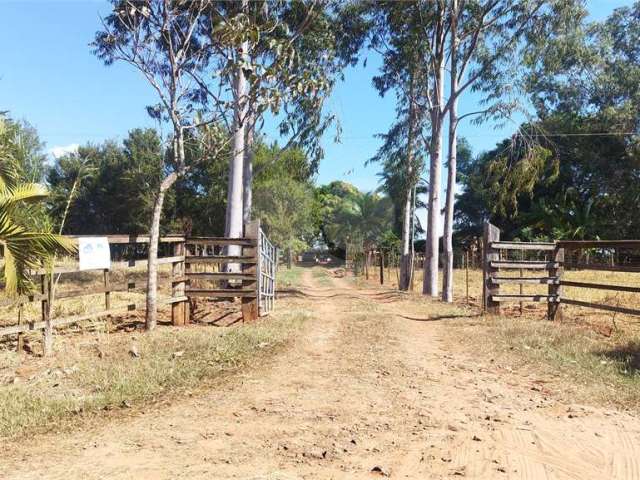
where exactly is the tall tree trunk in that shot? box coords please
[423,117,443,297]
[146,129,183,330]
[443,0,459,303]
[422,40,445,297]
[146,188,166,331]
[399,70,417,291]
[399,185,412,290]
[243,110,255,225]
[225,30,248,268]
[409,184,417,290]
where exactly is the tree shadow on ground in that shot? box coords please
[597,341,640,376]
[276,288,407,303]
[396,313,482,322]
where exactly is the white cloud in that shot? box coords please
[49,143,79,159]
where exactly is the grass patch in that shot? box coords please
[311,267,332,287]
[0,311,308,438]
[457,315,640,410]
[277,265,304,288]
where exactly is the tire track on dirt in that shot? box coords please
[4,266,640,479]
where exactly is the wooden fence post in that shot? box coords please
[17,303,24,353]
[103,268,111,332]
[171,240,189,326]
[483,222,501,315]
[379,251,384,285]
[548,246,564,321]
[103,269,111,310]
[242,220,260,322]
[41,274,53,355]
[465,250,469,304]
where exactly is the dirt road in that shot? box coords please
[3,267,640,479]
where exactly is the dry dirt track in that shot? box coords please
[3,267,640,479]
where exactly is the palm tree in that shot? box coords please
[0,124,75,296]
[325,191,394,275]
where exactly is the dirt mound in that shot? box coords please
[327,267,346,278]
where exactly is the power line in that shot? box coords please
[336,132,639,140]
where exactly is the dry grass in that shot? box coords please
[0,310,309,438]
[450,315,640,410]
[310,267,332,287]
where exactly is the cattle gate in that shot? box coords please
[483,221,640,320]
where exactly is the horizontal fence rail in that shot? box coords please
[0,235,188,351]
[184,220,276,322]
[1,221,278,352]
[483,223,640,320]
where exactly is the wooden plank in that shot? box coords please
[490,260,560,270]
[560,280,640,293]
[54,281,138,300]
[186,237,256,246]
[566,263,640,273]
[67,234,185,244]
[562,298,640,317]
[185,272,256,281]
[0,293,46,308]
[185,255,257,264]
[491,241,555,251]
[242,220,260,321]
[0,296,188,337]
[483,222,501,315]
[171,241,187,326]
[557,240,640,249]
[0,282,139,308]
[491,277,559,284]
[186,288,258,298]
[548,247,564,321]
[491,294,559,303]
[32,255,183,274]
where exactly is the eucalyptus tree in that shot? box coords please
[200,0,349,252]
[408,0,584,301]
[354,0,431,290]
[370,117,428,289]
[93,0,227,329]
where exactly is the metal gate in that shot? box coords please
[258,228,277,315]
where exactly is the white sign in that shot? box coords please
[78,237,111,271]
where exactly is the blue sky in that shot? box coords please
[0,0,634,198]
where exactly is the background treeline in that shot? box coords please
[2,113,399,262]
[455,1,640,243]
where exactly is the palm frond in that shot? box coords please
[0,182,48,209]
[0,211,76,296]
[0,157,19,191]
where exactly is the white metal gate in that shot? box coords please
[258,228,277,315]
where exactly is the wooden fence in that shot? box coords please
[0,235,187,351]
[0,221,278,351]
[184,220,276,322]
[482,222,640,320]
